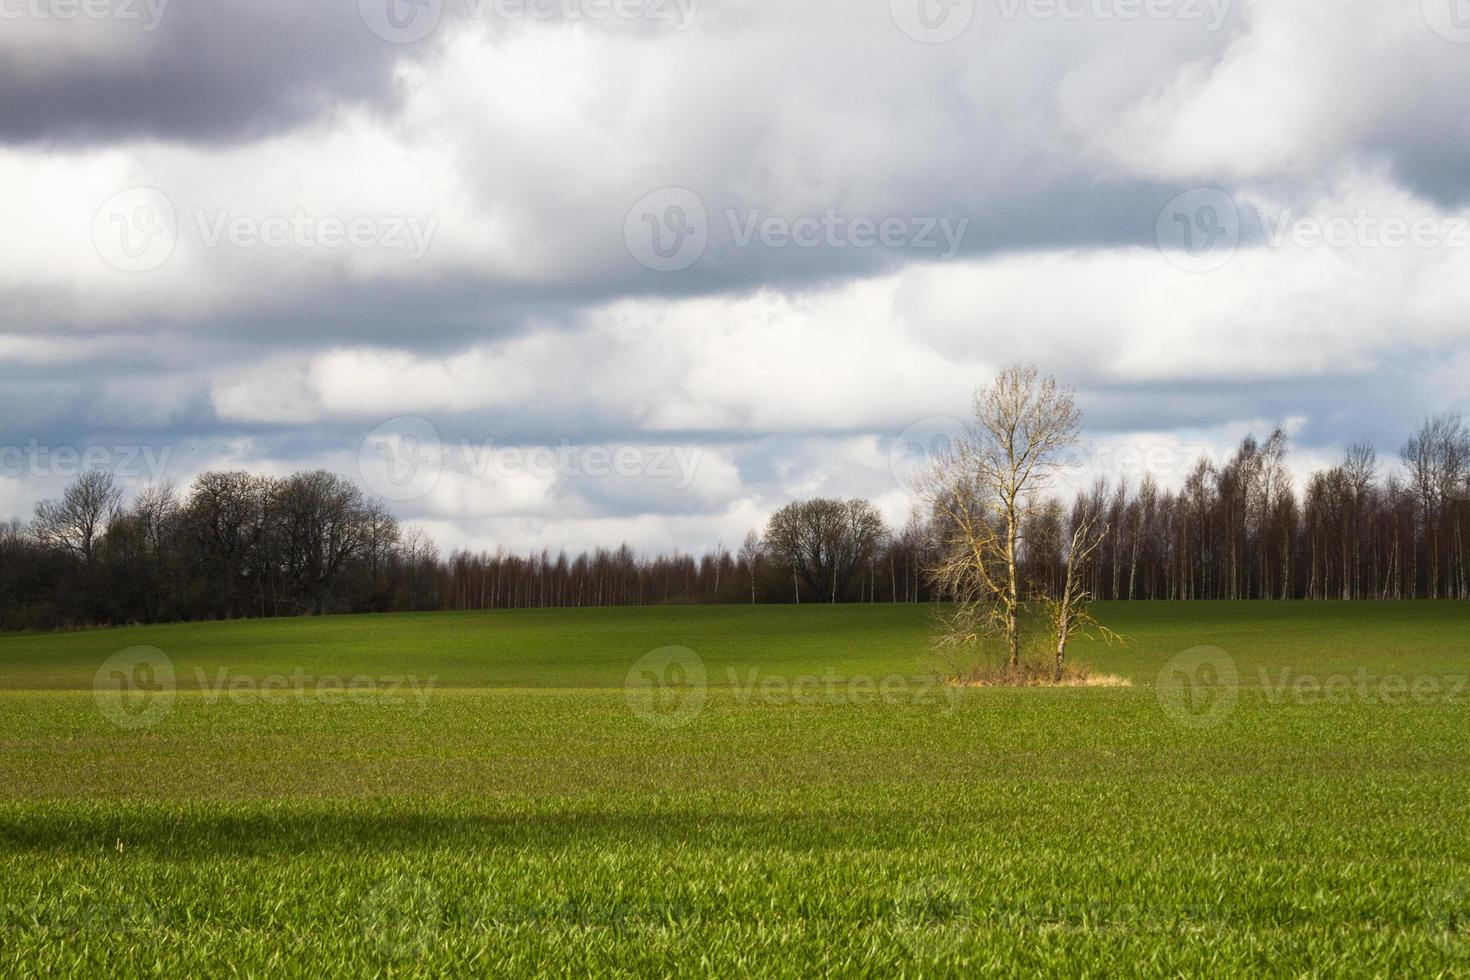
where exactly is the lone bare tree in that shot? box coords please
[920,365,1083,671]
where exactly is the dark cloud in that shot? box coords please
[0,1,414,144]
[1386,139,1470,210]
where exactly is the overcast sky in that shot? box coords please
[3,0,1469,554]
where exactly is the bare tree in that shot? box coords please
[738,531,764,604]
[1044,504,1119,681]
[1342,442,1377,600]
[271,471,373,614]
[1403,414,1469,598]
[131,483,180,555]
[764,499,887,603]
[185,471,274,618]
[33,470,123,566]
[360,498,402,605]
[920,365,1082,669]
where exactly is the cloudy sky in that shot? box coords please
[3,0,1469,554]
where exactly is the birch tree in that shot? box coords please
[920,365,1082,670]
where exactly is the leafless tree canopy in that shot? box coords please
[919,365,1085,669]
[764,498,888,604]
[32,470,123,566]
[1402,414,1470,599]
[738,531,765,605]
[1042,496,1120,681]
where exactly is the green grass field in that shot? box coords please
[2,602,1469,976]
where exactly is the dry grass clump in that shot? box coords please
[945,658,1132,689]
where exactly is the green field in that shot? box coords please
[2,603,1469,976]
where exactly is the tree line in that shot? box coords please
[0,470,440,631]
[432,504,933,611]
[1032,414,1470,602]
[0,409,1466,630]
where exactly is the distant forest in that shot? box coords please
[1,414,1467,631]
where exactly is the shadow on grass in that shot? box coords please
[0,801,946,857]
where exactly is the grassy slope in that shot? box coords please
[1,603,1469,977]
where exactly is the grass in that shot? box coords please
[1,602,1469,976]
